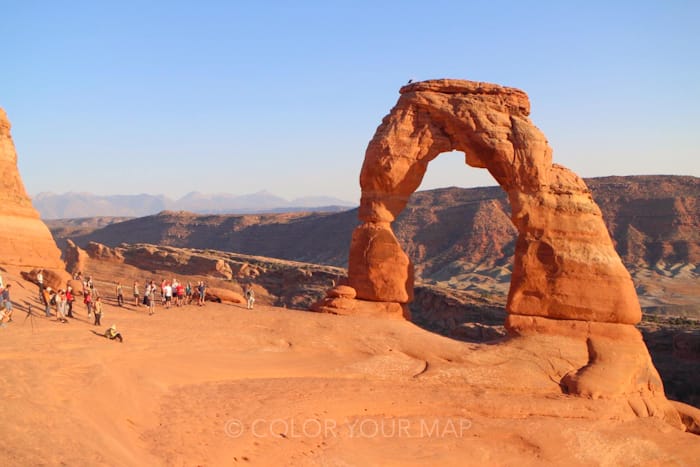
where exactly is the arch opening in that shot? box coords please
[415,150,498,194]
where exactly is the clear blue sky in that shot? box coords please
[4,0,699,203]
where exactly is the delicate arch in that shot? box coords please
[348,79,640,324]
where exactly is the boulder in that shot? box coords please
[326,285,357,299]
[205,287,244,304]
[21,268,66,291]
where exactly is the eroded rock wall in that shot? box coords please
[0,108,64,270]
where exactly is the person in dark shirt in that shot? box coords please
[1,284,14,325]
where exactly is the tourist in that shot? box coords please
[245,284,255,310]
[148,283,156,316]
[197,281,206,306]
[36,269,45,302]
[89,276,99,298]
[93,296,103,326]
[175,282,184,306]
[84,290,93,317]
[42,287,53,317]
[105,324,123,343]
[56,290,68,323]
[185,281,193,305]
[133,281,139,306]
[145,280,155,306]
[115,282,124,307]
[1,284,13,325]
[160,279,167,305]
[164,282,173,308]
[65,286,75,318]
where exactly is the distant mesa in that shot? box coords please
[0,108,66,273]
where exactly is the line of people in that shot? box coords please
[130,279,209,315]
[0,268,255,331]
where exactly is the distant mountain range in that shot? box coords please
[32,191,356,219]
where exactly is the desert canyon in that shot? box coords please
[1,81,700,466]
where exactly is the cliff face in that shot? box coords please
[0,108,64,270]
[586,176,700,266]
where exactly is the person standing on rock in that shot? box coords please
[143,281,152,307]
[1,284,13,325]
[164,282,173,308]
[176,282,184,307]
[37,269,45,302]
[185,281,193,305]
[84,290,93,318]
[160,279,167,306]
[197,281,206,306]
[148,284,156,316]
[115,282,124,307]
[93,296,103,326]
[65,286,75,318]
[133,281,140,307]
[56,290,68,323]
[245,284,255,310]
[42,287,52,317]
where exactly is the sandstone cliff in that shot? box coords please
[0,108,64,271]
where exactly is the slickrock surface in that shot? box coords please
[0,268,699,466]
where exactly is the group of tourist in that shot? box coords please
[131,278,210,314]
[0,269,257,331]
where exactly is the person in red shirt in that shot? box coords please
[65,286,75,318]
[176,283,185,306]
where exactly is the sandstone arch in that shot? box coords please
[315,80,677,421]
[347,79,640,325]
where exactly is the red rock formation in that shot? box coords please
[64,239,90,275]
[0,108,65,273]
[342,79,640,324]
[315,80,679,419]
[205,287,244,304]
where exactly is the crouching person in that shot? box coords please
[104,324,123,343]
